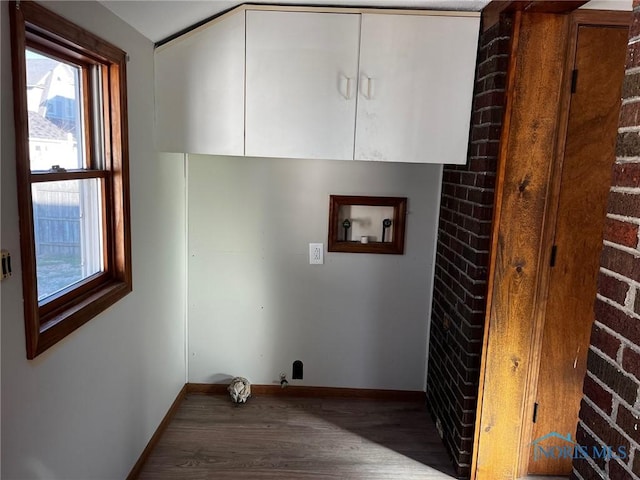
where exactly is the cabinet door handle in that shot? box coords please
[361,75,373,99]
[341,75,354,100]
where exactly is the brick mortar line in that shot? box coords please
[437,314,485,351]
[471,104,506,114]
[589,339,619,364]
[619,126,640,133]
[596,292,640,321]
[626,66,640,75]
[570,433,604,479]
[441,183,496,194]
[429,314,483,352]
[435,249,490,287]
[610,186,640,194]
[629,449,638,479]
[437,226,492,247]
[439,204,495,221]
[434,264,488,290]
[438,222,492,246]
[471,120,499,129]
[607,213,640,226]
[577,419,625,474]
[481,34,511,48]
[435,262,488,291]
[582,395,640,455]
[442,171,497,179]
[592,318,640,372]
[478,53,509,64]
[621,95,640,106]
[442,252,486,292]
[600,266,640,290]
[440,209,494,223]
[586,367,639,415]
[467,156,499,163]
[572,469,585,480]
[439,235,491,256]
[602,239,640,256]
[476,66,508,76]
[434,285,484,328]
[432,289,486,333]
[432,294,485,325]
[435,248,489,272]
[613,157,640,164]
[475,87,508,96]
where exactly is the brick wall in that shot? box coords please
[572,3,640,479]
[426,15,512,479]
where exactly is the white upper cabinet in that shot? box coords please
[153,6,480,164]
[245,10,361,160]
[355,14,480,164]
[155,12,245,156]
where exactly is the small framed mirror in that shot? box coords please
[328,195,407,254]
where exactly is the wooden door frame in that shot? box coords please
[518,11,631,477]
[471,8,631,480]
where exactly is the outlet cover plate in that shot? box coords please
[309,243,323,264]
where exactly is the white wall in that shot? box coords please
[188,154,441,391]
[1,2,186,479]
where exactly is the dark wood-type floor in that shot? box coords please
[135,394,458,479]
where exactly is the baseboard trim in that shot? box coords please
[187,383,425,401]
[126,384,187,480]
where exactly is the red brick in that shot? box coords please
[600,246,640,282]
[616,132,640,158]
[573,458,605,480]
[609,459,634,480]
[598,272,629,306]
[608,191,640,219]
[622,347,640,381]
[575,422,607,471]
[626,42,640,72]
[611,160,640,186]
[584,374,614,415]
[631,12,640,40]
[587,349,639,405]
[477,55,509,80]
[579,400,631,455]
[622,72,640,100]
[616,405,640,443]
[591,324,622,360]
[620,101,640,129]
[474,91,504,109]
[594,299,640,346]
[603,218,639,248]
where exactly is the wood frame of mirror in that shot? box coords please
[328,195,407,254]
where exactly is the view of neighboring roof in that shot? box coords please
[26,57,57,86]
[28,111,69,141]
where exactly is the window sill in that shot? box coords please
[32,280,132,358]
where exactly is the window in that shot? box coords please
[10,1,132,359]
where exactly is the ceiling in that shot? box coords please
[100,0,490,43]
[99,0,632,45]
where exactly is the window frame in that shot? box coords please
[10,0,132,359]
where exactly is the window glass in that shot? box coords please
[31,179,104,301]
[26,49,85,172]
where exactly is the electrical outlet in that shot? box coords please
[309,243,323,265]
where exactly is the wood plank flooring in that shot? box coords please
[135,394,457,479]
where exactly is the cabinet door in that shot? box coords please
[245,10,360,160]
[155,12,245,155]
[355,14,479,164]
